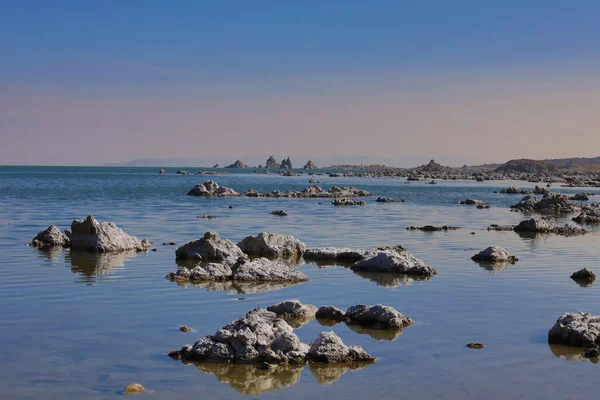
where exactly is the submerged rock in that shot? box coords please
[307,332,375,363]
[332,199,366,206]
[375,197,405,203]
[124,382,145,395]
[345,304,413,330]
[406,225,459,231]
[498,187,531,194]
[303,248,370,263]
[457,199,486,206]
[471,246,518,263]
[237,232,306,258]
[187,180,240,196]
[30,225,70,248]
[270,210,288,216]
[466,343,485,349]
[175,232,246,262]
[548,312,600,348]
[352,249,436,276]
[70,215,150,253]
[267,300,318,320]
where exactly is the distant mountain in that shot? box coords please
[106,155,487,169]
[495,159,558,173]
[543,156,600,169]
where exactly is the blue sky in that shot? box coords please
[1,1,600,165]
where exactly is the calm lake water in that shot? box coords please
[1,166,599,399]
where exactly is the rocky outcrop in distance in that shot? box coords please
[225,160,247,169]
[187,180,240,196]
[303,160,317,170]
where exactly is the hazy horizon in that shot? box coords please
[2,2,600,166]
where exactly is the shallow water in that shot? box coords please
[1,166,600,399]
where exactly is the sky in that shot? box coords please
[1,0,600,166]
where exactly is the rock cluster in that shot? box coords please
[511,193,581,214]
[187,180,240,196]
[169,307,374,365]
[573,208,600,223]
[265,156,280,169]
[167,257,308,284]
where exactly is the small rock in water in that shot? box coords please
[466,343,485,349]
[179,325,192,333]
[151,248,157,252]
[316,306,346,322]
[124,382,145,394]
[229,205,233,209]
[270,210,288,216]
[168,350,182,359]
[163,242,177,246]
[571,268,596,282]
[472,246,518,263]
[197,215,217,219]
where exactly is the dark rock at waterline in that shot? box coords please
[406,225,459,231]
[466,343,485,349]
[570,193,590,201]
[345,304,413,330]
[375,197,405,203]
[180,325,193,333]
[571,268,596,283]
[332,199,366,206]
[270,210,288,216]
[584,348,599,358]
[316,306,346,322]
